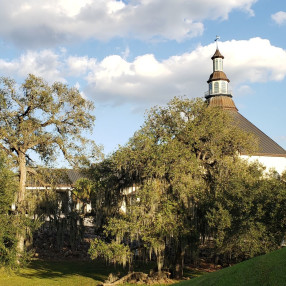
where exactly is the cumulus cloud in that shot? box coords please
[66,56,97,76]
[0,50,65,82]
[0,0,257,47]
[222,38,286,83]
[272,11,286,25]
[83,38,286,105]
[0,38,285,107]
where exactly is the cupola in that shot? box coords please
[205,40,237,111]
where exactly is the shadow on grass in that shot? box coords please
[19,259,127,283]
[183,268,205,279]
[18,259,210,284]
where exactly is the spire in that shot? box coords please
[215,35,220,49]
[205,39,238,111]
[211,49,224,60]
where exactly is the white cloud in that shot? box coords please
[121,46,130,60]
[0,50,64,83]
[236,85,254,96]
[52,0,93,17]
[84,38,286,105]
[0,38,285,107]
[66,56,97,76]
[272,11,286,25]
[222,38,286,83]
[133,54,170,77]
[0,0,257,47]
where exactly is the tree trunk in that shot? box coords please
[17,153,27,207]
[17,234,25,254]
[156,247,165,275]
[16,152,27,256]
[174,243,185,279]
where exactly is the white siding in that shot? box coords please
[241,155,286,174]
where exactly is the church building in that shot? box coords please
[205,45,286,174]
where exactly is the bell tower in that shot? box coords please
[205,37,238,111]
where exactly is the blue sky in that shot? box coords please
[0,0,285,158]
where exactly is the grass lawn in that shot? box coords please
[1,247,286,286]
[0,259,124,286]
[175,247,286,286]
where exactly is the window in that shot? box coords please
[218,58,222,70]
[215,59,218,71]
[214,82,219,93]
[214,58,223,71]
[221,81,227,93]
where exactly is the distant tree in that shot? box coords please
[89,97,256,278]
[0,74,101,255]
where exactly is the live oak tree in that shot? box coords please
[90,97,286,277]
[0,74,100,254]
[89,97,257,278]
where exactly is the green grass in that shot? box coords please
[1,248,286,286]
[0,259,158,286]
[0,259,124,286]
[175,247,286,286]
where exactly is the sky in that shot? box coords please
[0,0,285,158]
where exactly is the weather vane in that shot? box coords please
[214,35,220,48]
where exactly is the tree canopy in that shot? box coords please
[89,97,278,278]
[0,74,101,254]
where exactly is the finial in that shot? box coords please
[214,35,220,49]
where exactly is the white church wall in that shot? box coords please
[241,155,286,174]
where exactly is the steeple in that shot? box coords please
[205,39,238,111]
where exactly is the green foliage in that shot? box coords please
[26,188,61,218]
[89,97,260,277]
[0,215,18,267]
[89,96,286,278]
[73,178,94,203]
[254,170,286,245]
[0,153,17,213]
[26,186,85,252]
[0,152,18,267]
[89,238,132,267]
[86,159,124,231]
[203,160,286,263]
[0,74,101,255]
[0,73,101,202]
